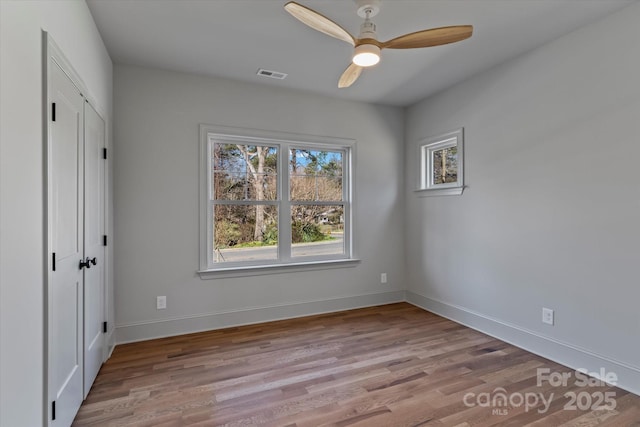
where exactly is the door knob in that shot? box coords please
[79,257,96,270]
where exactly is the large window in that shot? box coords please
[199,125,355,275]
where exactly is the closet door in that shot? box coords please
[83,102,105,396]
[48,58,85,427]
[46,34,109,426]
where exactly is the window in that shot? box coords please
[418,128,464,196]
[199,125,356,276]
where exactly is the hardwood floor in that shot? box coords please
[73,303,640,426]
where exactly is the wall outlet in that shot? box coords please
[157,296,167,310]
[380,273,387,284]
[542,307,554,325]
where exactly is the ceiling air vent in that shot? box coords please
[257,69,288,80]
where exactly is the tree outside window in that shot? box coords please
[201,127,353,269]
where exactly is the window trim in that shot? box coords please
[416,128,465,197]
[198,124,357,278]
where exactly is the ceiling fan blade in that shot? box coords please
[284,2,355,46]
[338,63,363,88]
[382,25,473,49]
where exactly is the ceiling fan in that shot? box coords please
[284,0,473,88]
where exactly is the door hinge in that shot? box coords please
[52,252,56,272]
[103,235,108,246]
[51,103,56,122]
[103,147,107,159]
[103,321,108,333]
[52,400,56,420]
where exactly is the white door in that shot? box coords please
[48,59,84,427]
[83,102,105,396]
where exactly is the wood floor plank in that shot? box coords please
[73,303,640,426]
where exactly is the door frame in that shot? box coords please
[43,32,111,426]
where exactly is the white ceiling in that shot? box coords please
[87,0,636,107]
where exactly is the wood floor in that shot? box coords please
[73,303,640,426]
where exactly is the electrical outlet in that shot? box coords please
[157,296,167,310]
[542,307,554,325]
[380,273,387,284]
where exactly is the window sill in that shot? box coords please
[415,186,465,197]
[197,258,361,279]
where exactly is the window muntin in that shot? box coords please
[200,126,353,272]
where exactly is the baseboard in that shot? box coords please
[116,290,406,344]
[406,291,640,396]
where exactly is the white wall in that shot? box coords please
[0,1,112,426]
[405,2,640,394]
[113,65,406,343]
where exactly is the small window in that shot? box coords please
[199,125,356,276]
[418,128,464,196]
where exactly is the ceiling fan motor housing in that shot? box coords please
[359,19,377,39]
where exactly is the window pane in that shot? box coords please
[290,149,343,201]
[213,204,278,263]
[432,147,458,185]
[212,143,277,200]
[291,205,344,258]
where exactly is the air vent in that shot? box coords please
[257,69,288,80]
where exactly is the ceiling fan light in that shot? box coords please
[353,44,380,67]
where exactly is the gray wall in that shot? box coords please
[0,1,113,426]
[113,65,406,342]
[405,2,640,394]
